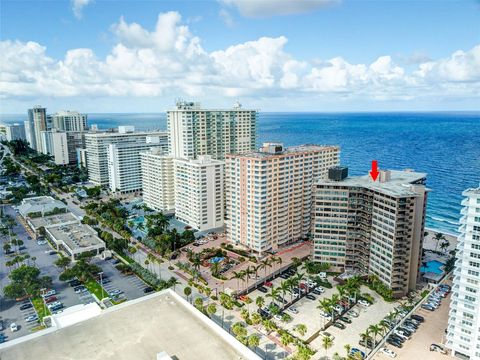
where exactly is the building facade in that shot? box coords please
[140,148,175,214]
[85,127,168,185]
[312,168,428,297]
[447,187,480,359]
[225,143,340,254]
[52,110,88,132]
[107,136,167,193]
[28,106,47,152]
[4,123,26,141]
[174,156,224,232]
[167,101,257,160]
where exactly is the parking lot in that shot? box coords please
[1,205,146,342]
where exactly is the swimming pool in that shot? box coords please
[208,257,224,264]
[420,260,445,274]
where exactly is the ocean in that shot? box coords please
[2,112,479,235]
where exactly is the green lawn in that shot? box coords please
[32,297,51,321]
[84,279,108,300]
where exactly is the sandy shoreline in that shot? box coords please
[424,227,458,253]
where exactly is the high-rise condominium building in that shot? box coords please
[447,187,480,359]
[108,136,167,193]
[52,111,88,132]
[4,123,26,141]
[140,148,175,214]
[225,143,340,254]
[167,101,257,160]
[313,168,428,297]
[48,130,85,165]
[174,156,224,232]
[26,106,47,151]
[85,127,168,185]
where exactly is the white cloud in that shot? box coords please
[219,9,235,27]
[72,0,93,19]
[0,11,479,106]
[220,0,339,18]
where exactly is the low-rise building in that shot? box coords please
[26,212,79,239]
[44,222,105,261]
[17,196,68,218]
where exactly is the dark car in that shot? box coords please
[258,286,268,293]
[305,294,316,300]
[170,253,178,260]
[421,304,434,311]
[359,339,374,349]
[19,303,33,310]
[280,273,289,279]
[68,279,81,287]
[112,259,121,265]
[257,309,269,318]
[390,334,405,343]
[332,322,346,330]
[411,314,425,322]
[387,338,403,348]
[143,287,154,293]
[340,316,352,324]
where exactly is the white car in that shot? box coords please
[348,310,359,317]
[358,300,371,307]
[37,240,47,245]
[288,307,298,314]
[274,314,282,321]
[10,323,18,332]
[41,289,56,298]
[315,286,325,293]
[320,311,332,319]
[381,348,397,358]
[47,301,62,309]
[320,331,335,340]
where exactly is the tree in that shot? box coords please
[3,243,11,253]
[256,295,265,310]
[184,286,192,302]
[3,265,52,299]
[251,312,262,326]
[194,297,203,311]
[206,303,217,318]
[322,336,333,358]
[54,256,71,271]
[440,240,450,254]
[434,232,445,251]
[259,259,272,279]
[344,344,352,358]
[280,331,293,348]
[369,324,382,347]
[295,324,307,337]
[247,333,260,350]
[59,258,101,283]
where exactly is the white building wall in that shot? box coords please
[447,188,480,359]
[5,123,26,141]
[52,131,69,165]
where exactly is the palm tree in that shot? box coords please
[369,324,382,347]
[231,271,245,292]
[259,259,272,279]
[243,266,254,291]
[266,287,281,304]
[322,336,333,358]
[379,320,390,336]
[247,333,260,351]
[272,256,282,273]
[344,344,352,358]
[256,295,265,310]
[295,324,307,337]
[434,232,445,251]
[279,280,290,304]
[440,240,450,254]
[280,331,293,349]
[263,319,276,334]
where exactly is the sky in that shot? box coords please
[1,0,479,114]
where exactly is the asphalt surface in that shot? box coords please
[0,205,146,342]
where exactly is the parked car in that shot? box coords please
[74,286,87,294]
[41,290,56,298]
[332,322,346,330]
[109,289,123,296]
[319,331,334,340]
[305,294,316,300]
[273,314,283,321]
[359,339,375,349]
[350,348,365,359]
[348,310,359,318]
[381,348,397,358]
[47,301,62,308]
[387,338,403,348]
[69,279,81,287]
[25,315,38,323]
[37,240,47,245]
[430,344,447,354]
[45,296,58,304]
[394,330,409,340]
[334,305,344,313]
[264,281,273,287]
[340,316,352,324]
[421,304,435,311]
[320,311,331,319]
[287,307,298,314]
[112,259,121,265]
[257,286,268,293]
[411,314,425,322]
[358,300,371,307]
[143,287,154,293]
[49,303,63,311]
[280,273,289,279]
[315,286,325,293]
[390,334,405,343]
[10,323,18,332]
[19,303,33,310]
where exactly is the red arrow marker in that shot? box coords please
[369,160,379,181]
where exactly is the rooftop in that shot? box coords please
[228,143,339,159]
[28,212,79,230]
[317,169,428,197]
[17,196,67,217]
[85,130,167,138]
[45,222,104,251]
[0,290,259,360]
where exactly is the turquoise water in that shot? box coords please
[2,111,479,234]
[420,260,445,274]
[133,216,145,225]
[208,256,224,264]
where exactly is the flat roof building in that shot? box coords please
[313,168,429,297]
[167,101,257,160]
[27,212,79,233]
[17,196,68,218]
[44,222,105,261]
[226,143,340,254]
[0,290,260,360]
